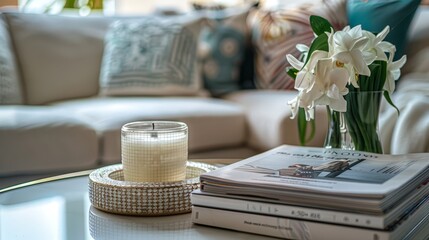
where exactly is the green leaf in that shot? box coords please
[286,67,298,80]
[370,60,387,91]
[383,91,400,116]
[310,15,333,36]
[304,33,328,65]
[355,60,387,92]
[297,108,307,146]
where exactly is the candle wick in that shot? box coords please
[151,122,158,138]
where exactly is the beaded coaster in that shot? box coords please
[89,161,217,216]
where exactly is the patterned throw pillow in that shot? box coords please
[0,15,24,104]
[248,0,347,90]
[100,16,205,96]
[199,9,252,96]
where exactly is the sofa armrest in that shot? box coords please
[223,90,328,151]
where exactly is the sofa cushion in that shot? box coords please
[248,0,347,90]
[3,12,114,105]
[402,6,429,74]
[0,106,98,176]
[223,90,328,151]
[199,8,251,96]
[52,97,246,163]
[100,15,205,96]
[0,14,24,105]
[347,0,420,60]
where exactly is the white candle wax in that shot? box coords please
[121,122,188,182]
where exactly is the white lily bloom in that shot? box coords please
[331,28,371,76]
[361,26,395,64]
[326,28,335,57]
[287,54,304,69]
[373,26,396,54]
[286,16,405,122]
[286,50,328,91]
[288,95,300,119]
[296,43,310,62]
[326,30,359,88]
[288,58,350,120]
[385,54,407,94]
[288,90,315,120]
[286,54,308,90]
[296,44,309,53]
[343,25,363,39]
[311,58,350,112]
[343,63,359,88]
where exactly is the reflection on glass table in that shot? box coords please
[0,170,276,240]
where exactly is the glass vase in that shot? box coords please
[324,91,383,154]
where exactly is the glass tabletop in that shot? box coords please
[0,170,276,240]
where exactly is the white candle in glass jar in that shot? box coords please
[121,121,188,182]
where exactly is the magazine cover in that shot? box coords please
[201,145,429,200]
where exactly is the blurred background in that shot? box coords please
[0,0,315,16]
[0,0,252,15]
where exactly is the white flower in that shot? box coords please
[286,50,328,91]
[295,44,310,65]
[342,25,362,39]
[384,54,407,94]
[288,58,350,120]
[296,44,309,53]
[330,26,371,77]
[326,29,358,88]
[361,26,395,64]
[288,91,315,121]
[311,58,350,112]
[286,16,405,122]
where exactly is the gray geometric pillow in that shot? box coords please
[100,16,205,96]
[0,16,24,105]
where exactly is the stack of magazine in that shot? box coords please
[191,145,429,240]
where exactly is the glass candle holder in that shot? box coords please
[121,121,188,182]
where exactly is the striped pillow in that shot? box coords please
[248,0,347,90]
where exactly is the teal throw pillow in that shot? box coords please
[347,0,421,59]
[199,9,252,96]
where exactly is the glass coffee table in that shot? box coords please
[0,162,276,240]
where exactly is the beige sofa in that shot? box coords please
[1,6,428,178]
[0,11,328,177]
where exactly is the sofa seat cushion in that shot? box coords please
[0,106,98,176]
[223,90,328,151]
[52,97,246,164]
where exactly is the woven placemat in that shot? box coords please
[89,161,217,216]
